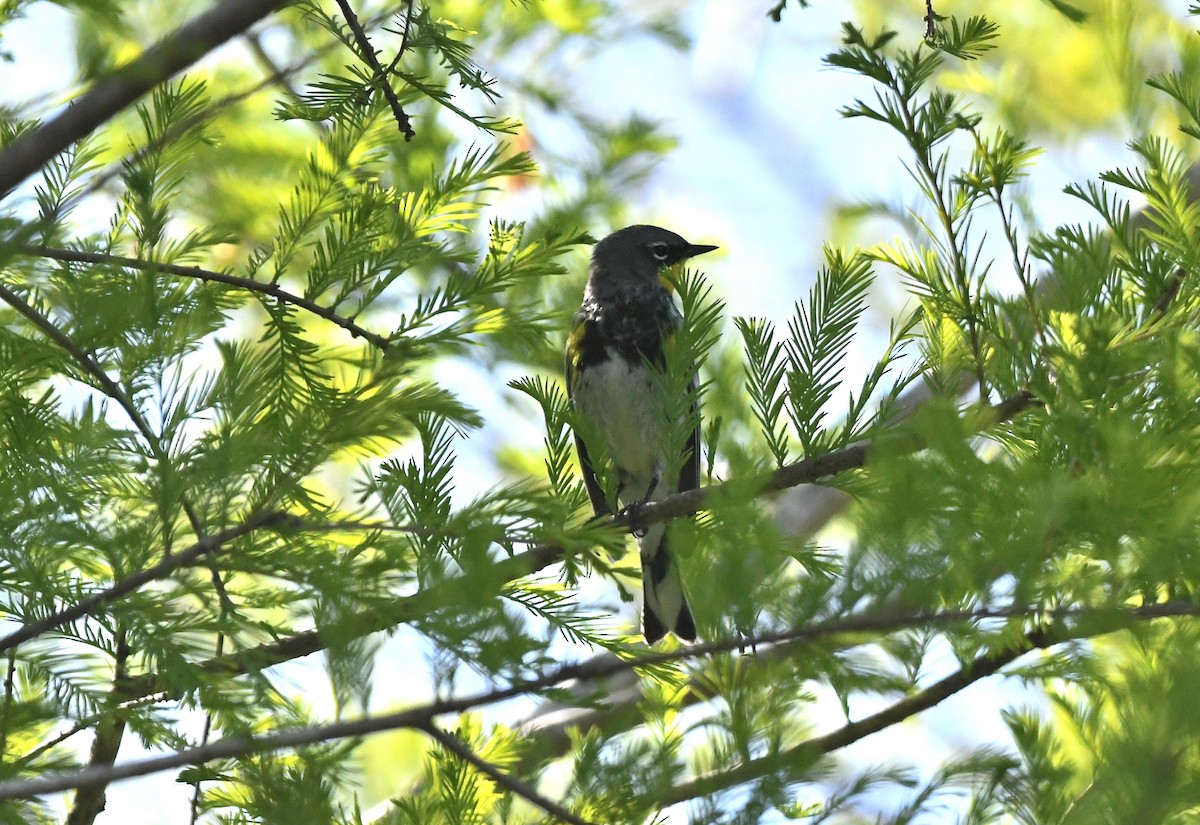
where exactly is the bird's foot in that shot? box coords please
[734,619,759,655]
[617,501,649,538]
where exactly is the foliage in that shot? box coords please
[1,1,1200,824]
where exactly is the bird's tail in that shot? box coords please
[640,523,696,644]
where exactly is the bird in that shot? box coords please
[565,224,718,643]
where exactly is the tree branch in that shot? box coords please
[0,0,292,199]
[1,601,1194,803]
[118,542,563,702]
[334,0,415,140]
[0,637,635,802]
[622,389,1034,530]
[65,632,130,825]
[16,245,391,350]
[244,30,308,116]
[0,511,288,653]
[15,693,170,772]
[421,723,597,825]
[515,597,1179,772]
[0,279,169,459]
[63,3,412,212]
[17,722,91,770]
[383,0,419,77]
[117,391,1039,704]
[188,615,228,824]
[0,648,15,756]
[0,277,217,548]
[117,431,869,699]
[660,625,1055,806]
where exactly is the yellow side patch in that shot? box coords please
[659,261,685,294]
[566,321,588,372]
[661,327,678,362]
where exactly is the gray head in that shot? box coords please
[588,225,718,291]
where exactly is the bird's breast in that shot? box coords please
[572,349,667,483]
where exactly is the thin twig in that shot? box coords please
[0,511,288,653]
[0,280,166,457]
[422,723,597,825]
[244,31,306,113]
[1,600,1196,802]
[118,542,563,702]
[16,722,90,768]
[628,385,1034,529]
[334,0,415,140]
[0,0,291,199]
[383,0,418,77]
[16,245,391,350]
[879,61,988,398]
[964,126,1052,363]
[15,692,172,770]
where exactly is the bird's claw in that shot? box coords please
[617,501,649,538]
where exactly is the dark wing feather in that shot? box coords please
[679,373,701,494]
[574,433,610,516]
[565,343,611,517]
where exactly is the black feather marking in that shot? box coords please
[565,336,612,516]
[648,541,672,584]
[673,600,697,641]
[644,531,697,643]
[643,593,668,644]
[574,433,610,517]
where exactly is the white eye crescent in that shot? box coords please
[649,242,670,262]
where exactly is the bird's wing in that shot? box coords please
[575,432,611,516]
[680,373,701,494]
[565,331,612,517]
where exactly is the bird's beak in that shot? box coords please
[684,243,719,259]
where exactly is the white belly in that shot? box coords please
[573,350,667,494]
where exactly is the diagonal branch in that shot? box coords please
[660,625,1056,806]
[421,723,597,825]
[514,600,1174,773]
[628,389,1034,530]
[0,277,219,566]
[3,632,655,801]
[244,31,309,117]
[2,601,1196,803]
[65,3,413,208]
[0,511,288,653]
[383,0,419,77]
[0,280,168,458]
[16,245,391,350]
[15,693,174,773]
[117,391,1038,704]
[0,0,292,199]
[334,0,415,140]
[117,542,562,701]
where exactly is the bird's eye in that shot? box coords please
[649,242,670,263]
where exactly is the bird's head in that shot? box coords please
[588,225,718,292]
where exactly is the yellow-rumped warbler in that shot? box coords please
[565,225,718,643]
